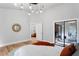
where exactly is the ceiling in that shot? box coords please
[0,3,60,10]
[0,3,61,15]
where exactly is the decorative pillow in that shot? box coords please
[69,44,76,54]
[33,41,54,46]
[60,44,76,56]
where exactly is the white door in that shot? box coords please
[36,24,42,40]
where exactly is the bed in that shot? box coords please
[9,45,64,56]
[8,39,77,56]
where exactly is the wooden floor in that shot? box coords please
[0,38,38,56]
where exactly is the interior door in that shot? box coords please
[30,23,42,40]
[36,24,42,40]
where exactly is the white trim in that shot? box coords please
[54,18,78,23]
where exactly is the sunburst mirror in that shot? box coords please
[12,24,21,32]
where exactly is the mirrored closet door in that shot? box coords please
[65,20,77,44]
[55,20,77,47]
[55,22,65,47]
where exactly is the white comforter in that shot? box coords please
[9,45,64,56]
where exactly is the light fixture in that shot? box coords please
[14,3,44,15]
[29,6,32,9]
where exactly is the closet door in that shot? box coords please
[55,22,65,46]
[65,20,77,44]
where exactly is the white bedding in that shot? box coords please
[9,45,64,56]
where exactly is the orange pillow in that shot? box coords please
[33,41,54,46]
[60,44,76,56]
[70,44,76,54]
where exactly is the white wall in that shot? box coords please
[29,3,79,43]
[1,3,79,46]
[0,8,30,46]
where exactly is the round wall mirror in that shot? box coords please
[12,24,21,32]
